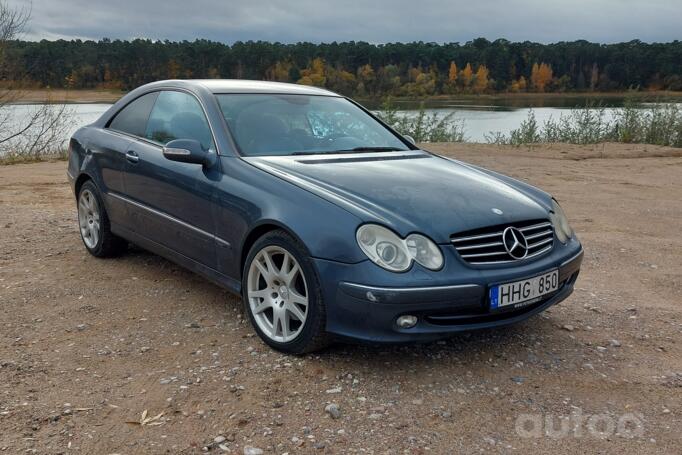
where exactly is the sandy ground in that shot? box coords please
[2,89,123,104]
[0,143,680,454]
[5,89,682,105]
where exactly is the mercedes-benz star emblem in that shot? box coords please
[502,226,529,259]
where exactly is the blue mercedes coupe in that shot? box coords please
[67,80,583,353]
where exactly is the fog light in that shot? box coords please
[396,315,418,329]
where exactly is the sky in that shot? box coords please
[7,0,682,44]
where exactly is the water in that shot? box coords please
[2,98,679,150]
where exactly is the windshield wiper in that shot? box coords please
[291,146,404,156]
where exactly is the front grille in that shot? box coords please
[451,219,554,265]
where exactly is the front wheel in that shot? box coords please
[242,230,329,354]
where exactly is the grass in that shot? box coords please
[0,150,67,165]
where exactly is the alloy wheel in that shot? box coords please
[247,245,309,343]
[78,189,101,249]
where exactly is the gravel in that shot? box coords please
[1,144,680,454]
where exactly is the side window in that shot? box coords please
[108,92,159,137]
[145,91,214,151]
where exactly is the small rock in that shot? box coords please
[214,436,226,444]
[483,436,497,445]
[609,339,622,347]
[325,387,342,394]
[140,346,150,353]
[313,442,326,449]
[511,376,525,384]
[369,413,383,420]
[243,447,263,455]
[562,324,575,332]
[596,346,607,353]
[325,403,341,419]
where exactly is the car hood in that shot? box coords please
[243,150,551,243]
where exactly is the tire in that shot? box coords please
[242,230,329,354]
[77,180,127,257]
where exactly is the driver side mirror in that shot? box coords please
[163,139,214,166]
[403,134,416,145]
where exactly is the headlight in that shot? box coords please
[549,199,573,243]
[356,224,443,272]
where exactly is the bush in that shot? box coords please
[377,98,466,143]
[487,99,682,147]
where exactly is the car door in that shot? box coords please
[100,91,159,231]
[123,90,220,268]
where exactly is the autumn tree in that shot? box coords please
[445,61,458,93]
[356,63,375,95]
[510,75,527,92]
[326,66,356,95]
[167,59,181,79]
[4,37,682,95]
[531,62,553,92]
[473,64,489,93]
[459,63,474,91]
[207,67,220,79]
[401,65,436,96]
[298,57,326,87]
[376,64,401,95]
[266,60,292,82]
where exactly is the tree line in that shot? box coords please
[3,38,682,96]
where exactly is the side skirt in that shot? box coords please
[112,224,242,295]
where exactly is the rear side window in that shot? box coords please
[108,92,159,137]
[145,91,214,151]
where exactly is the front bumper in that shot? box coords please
[315,240,583,343]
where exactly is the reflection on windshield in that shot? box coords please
[216,94,409,157]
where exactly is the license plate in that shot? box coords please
[489,269,559,310]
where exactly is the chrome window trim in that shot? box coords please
[106,87,221,155]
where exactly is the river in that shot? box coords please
[3,96,680,150]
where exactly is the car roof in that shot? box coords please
[146,79,341,96]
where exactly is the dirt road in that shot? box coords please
[1,143,680,454]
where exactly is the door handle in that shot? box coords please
[126,151,139,163]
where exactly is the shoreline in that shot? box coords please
[3,88,682,105]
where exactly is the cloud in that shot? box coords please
[7,0,682,43]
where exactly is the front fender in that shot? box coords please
[215,157,367,280]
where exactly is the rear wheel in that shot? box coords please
[77,181,127,257]
[242,230,328,354]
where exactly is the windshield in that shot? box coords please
[216,94,409,156]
